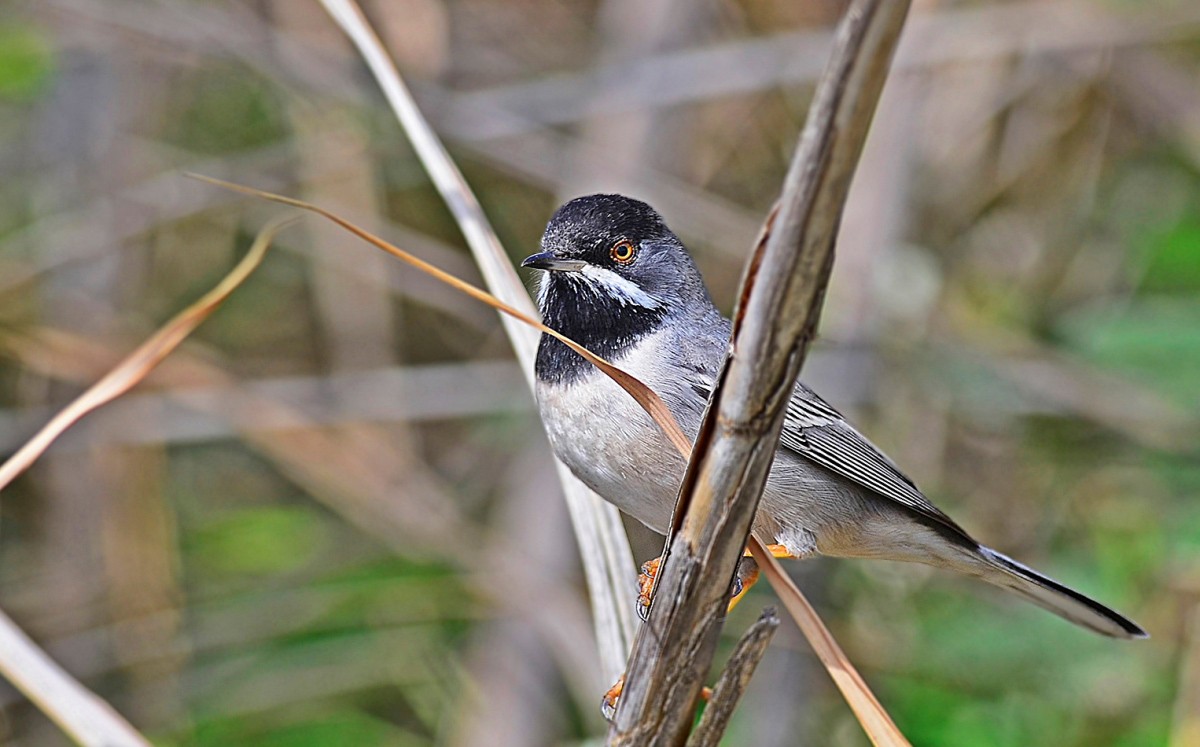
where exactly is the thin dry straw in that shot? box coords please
[186,176,690,456]
[749,536,907,743]
[188,175,911,745]
[0,216,296,493]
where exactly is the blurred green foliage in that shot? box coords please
[0,23,53,100]
[188,506,327,575]
[162,63,289,155]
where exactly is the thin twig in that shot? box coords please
[686,608,780,747]
[0,607,151,747]
[315,0,639,681]
[610,0,914,744]
[0,216,296,493]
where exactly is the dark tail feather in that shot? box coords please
[978,548,1147,639]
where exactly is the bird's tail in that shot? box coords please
[975,547,1146,639]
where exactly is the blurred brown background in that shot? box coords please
[1,0,1198,744]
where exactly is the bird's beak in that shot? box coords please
[521,251,586,272]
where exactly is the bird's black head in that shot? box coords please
[523,194,712,384]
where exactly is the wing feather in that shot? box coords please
[687,375,965,535]
[781,383,965,534]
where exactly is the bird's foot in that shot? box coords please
[728,543,792,612]
[600,673,712,722]
[600,675,624,721]
[636,557,660,621]
[636,544,791,618]
[727,556,760,612]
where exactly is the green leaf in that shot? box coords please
[1137,215,1200,294]
[0,24,54,100]
[190,506,325,575]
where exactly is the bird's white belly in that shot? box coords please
[535,347,690,534]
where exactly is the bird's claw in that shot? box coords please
[636,557,660,621]
[637,553,763,619]
[727,556,760,612]
[600,674,711,721]
[601,675,624,721]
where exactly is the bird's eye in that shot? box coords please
[610,240,637,264]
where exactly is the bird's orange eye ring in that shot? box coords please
[610,240,637,264]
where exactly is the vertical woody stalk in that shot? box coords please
[316,0,639,682]
[609,0,913,744]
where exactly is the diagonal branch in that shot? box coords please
[609,0,914,744]
[315,0,639,681]
[0,607,151,747]
[685,607,780,747]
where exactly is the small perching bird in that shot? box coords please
[523,193,1145,639]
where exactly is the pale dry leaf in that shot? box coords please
[0,215,297,493]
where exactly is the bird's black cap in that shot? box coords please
[539,194,673,261]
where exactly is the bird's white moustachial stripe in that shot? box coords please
[576,264,664,309]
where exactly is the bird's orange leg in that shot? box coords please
[601,674,715,722]
[611,544,791,720]
[636,544,793,617]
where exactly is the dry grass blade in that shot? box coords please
[187,175,693,458]
[187,175,905,743]
[0,217,294,747]
[749,537,906,742]
[0,215,296,493]
[0,607,152,747]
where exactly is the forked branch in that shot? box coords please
[609,0,914,744]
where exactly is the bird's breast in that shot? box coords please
[534,331,696,534]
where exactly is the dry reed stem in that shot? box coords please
[314,0,639,679]
[0,607,152,747]
[611,0,914,742]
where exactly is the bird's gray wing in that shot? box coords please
[778,383,966,535]
[686,374,965,535]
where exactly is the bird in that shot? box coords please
[522,193,1146,640]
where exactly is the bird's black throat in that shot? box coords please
[534,273,667,386]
